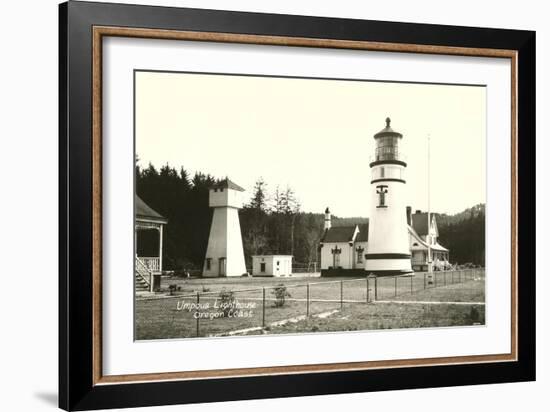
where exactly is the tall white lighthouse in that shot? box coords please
[365,118,412,275]
[202,178,247,277]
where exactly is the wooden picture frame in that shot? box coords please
[59,1,535,410]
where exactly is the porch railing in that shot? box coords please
[135,257,152,291]
[140,256,160,273]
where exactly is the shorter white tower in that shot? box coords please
[203,178,247,277]
[324,207,332,230]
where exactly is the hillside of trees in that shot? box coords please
[136,162,486,271]
[436,204,486,266]
[136,162,326,271]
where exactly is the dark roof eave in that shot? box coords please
[374,131,403,138]
[136,215,168,224]
[213,178,245,192]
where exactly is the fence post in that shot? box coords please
[459,270,462,283]
[366,277,369,303]
[196,291,200,337]
[410,275,413,294]
[394,276,398,297]
[423,272,426,290]
[340,280,344,309]
[374,277,378,301]
[444,271,447,286]
[434,272,437,288]
[262,287,265,328]
[306,284,310,317]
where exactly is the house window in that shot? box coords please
[206,258,212,270]
[356,246,364,263]
[260,263,266,272]
[331,246,342,268]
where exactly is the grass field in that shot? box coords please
[135,270,485,340]
[245,302,485,336]
[383,281,485,303]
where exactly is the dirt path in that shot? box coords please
[375,300,485,305]
[211,309,340,337]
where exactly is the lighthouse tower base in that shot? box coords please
[364,179,413,276]
[203,207,247,277]
[364,255,412,276]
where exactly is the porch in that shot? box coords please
[135,196,168,292]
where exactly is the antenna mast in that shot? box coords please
[427,134,432,273]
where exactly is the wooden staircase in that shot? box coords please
[135,257,152,292]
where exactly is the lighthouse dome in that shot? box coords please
[374,117,403,139]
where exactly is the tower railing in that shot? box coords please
[369,153,408,163]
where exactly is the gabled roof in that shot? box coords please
[355,223,369,242]
[412,212,440,237]
[431,243,449,252]
[213,178,245,192]
[408,225,429,248]
[136,195,168,223]
[320,217,370,243]
[408,225,448,252]
[411,212,429,236]
[321,226,357,243]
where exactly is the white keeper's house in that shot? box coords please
[319,208,449,276]
[319,117,450,276]
[409,209,450,272]
[318,208,369,276]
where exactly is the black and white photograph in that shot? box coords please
[134,71,487,340]
[0,0,542,411]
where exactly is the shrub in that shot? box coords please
[218,289,236,317]
[271,284,291,307]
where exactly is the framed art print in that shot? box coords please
[59,1,535,410]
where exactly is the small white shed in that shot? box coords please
[252,255,293,277]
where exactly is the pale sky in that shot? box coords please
[135,71,486,217]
